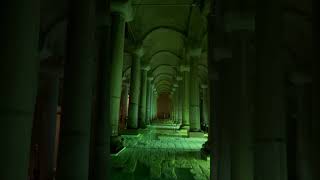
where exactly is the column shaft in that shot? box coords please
[128,54,141,129]
[56,0,95,179]
[146,79,152,124]
[138,69,148,128]
[201,87,209,131]
[178,81,183,124]
[174,92,179,122]
[120,83,129,129]
[190,59,201,131]
[39,75,60,180]
[92,7,112,179]
[295,85,313,180]
[109,13,126,136]
[0,1,39,179]
[255,0,287,179]
[183,71,190,126]
[311,41,320,179]
[230,32,254,180]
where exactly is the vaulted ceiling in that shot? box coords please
[124,0,208,94]
[39,0,312,94]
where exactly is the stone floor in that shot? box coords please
[111,120,210,180]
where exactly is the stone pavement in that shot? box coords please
[111,121,210,180]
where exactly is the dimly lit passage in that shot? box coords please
[0,0,316,180]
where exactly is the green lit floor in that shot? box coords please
[111,120,210,180]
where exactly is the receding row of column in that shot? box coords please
[170,52,210,132]
[0,0,140,179]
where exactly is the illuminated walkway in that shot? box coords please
[111,121,209,180]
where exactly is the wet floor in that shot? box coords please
[111,120,210,180]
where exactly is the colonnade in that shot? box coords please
[170,50,210,132]
[0,0,316,179]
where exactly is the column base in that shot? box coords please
[110,136,124,154]
[181,125,190,130]
[200,141,210,160]
[189,131,205,138]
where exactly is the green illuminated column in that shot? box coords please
[169,92,173,119]
[170,91,174,120]
[172,90,177,121]
[172,85,178,122]
[120,81,130,128]
[255,0,287,179]
[146,77,154,124]
[149,85,154,121]
[0,1,39,179]
[176,76,183,124]
[128,47,143,129]
[180,65,191,126]
[153,91,158,119]
[201,84,209,129]
[189,52,201,132]
[55,0,95,179]
[109,0,133,147]
[139,66,150,128]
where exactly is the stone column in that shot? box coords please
[255,0,287,179]
[289,74,312,180]
[311,41,320,179]
[181,65,191,127]
[153,91,158,119]
[128,47,143,129]
[39,74,60,180]
[55,0,95,179]
[92,1,112,178]
[172,85,178,122]
[176,76,183,124]
[139,66,150,128]
[0,1,39,179]
[120,81,130,129]
[201,84,209,131]
[149,85,154,121]
[189,50,201,132]
[109,1,132,152]
[229,31,254,180]
[146,77,154,125]
[169,92,173,119]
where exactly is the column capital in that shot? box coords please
[180,65,190,72]
[147,77,154,81]
[201,84,208,89]
[173,83,179,88]
[111,0,133,22]
[141,65,151,71]
[132,42,144,57]
[122,76,128,81]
